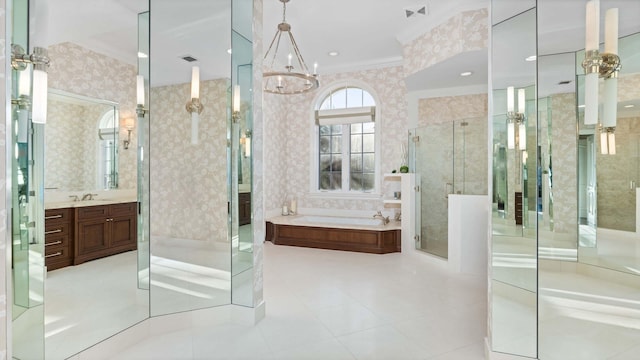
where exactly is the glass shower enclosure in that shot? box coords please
[410,118,487,258]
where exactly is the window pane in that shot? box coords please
[363,134,375,152]
[330,89,347,109]
[346,88,363,107]
[331,173,342,190]
[351,123,362,134]
[351,134,362,152]
[332,155,342,171]
[320,125,331,135]
[331,135,342,153]
[351,154,362,172]
[319,99,331,110]
[350,173,363,191]
[362,91,375,107]
[362,174,375,191]
[320,172,331,190]
[363,153,375,172]
[331,124,342,134]
[320,136,331,153]
[320,155,331,171]
[363,122,375,133]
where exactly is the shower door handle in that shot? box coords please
[444,182,453,199]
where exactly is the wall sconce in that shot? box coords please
[123,118,135,150]
[186,66,204,145]
[232,85,241,122]
[600,125,616,155]
[136,75,148,116]
[507,86,526,151]
[240,129,252,158]
[11,44,50,124]
[582,2,620,127]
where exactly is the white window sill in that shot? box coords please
[308,191,382,201]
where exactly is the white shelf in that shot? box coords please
[383,199,402,204]
[383,173,402,180]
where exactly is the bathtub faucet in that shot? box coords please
[373,211,390,225]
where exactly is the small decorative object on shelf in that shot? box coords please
[400,143,409,173]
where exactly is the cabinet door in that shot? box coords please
[110,215,137,250]
[76,218,110,259]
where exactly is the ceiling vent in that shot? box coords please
[558,80,572,85]
[405,5,427,18]
[181,55,198,62]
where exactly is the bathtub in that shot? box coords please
[266,215,401,254]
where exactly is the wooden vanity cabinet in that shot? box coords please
[239,192,251,225]
[44,208,74,271]
[74,202,137,265]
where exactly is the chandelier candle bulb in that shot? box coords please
[191,66,200,99]
[507,86,515,113]
[314,62,318,75]
[585,0,600,51]
[136,75,145,107]
[518,88,526,114]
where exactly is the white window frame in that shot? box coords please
[309,80,382,199]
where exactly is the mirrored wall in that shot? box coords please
[490,6,538,358]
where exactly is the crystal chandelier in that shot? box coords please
[263,0,319,95]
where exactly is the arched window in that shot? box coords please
[315,86,377,192]
[97,109,119,189]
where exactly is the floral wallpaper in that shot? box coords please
[47,42,137,191]
[149,79,229,244]
[264,66,409,214]
[403,9,488,77]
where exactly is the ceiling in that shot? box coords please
[38,0,640,94]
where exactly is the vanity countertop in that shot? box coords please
[45,197,137,210]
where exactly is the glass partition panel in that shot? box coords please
[149,0,232,316]
[577,32,640,276]
[412,124,453,258]
[490,6,537,358]
[453,117,488,195]
[11,0,45,358]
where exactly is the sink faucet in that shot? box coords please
[81,193,97,201]
[373,210,390,225]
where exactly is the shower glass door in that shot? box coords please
[411,124,453,258]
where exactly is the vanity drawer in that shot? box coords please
[77,205,109,220]
[111,202,137,216]
[45,222,71,239]
[45,245,71,262]
[45,233,72,248]
[45,208,72,224]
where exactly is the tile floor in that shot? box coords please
[115,242,488,359]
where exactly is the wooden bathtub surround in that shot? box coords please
[266,221,401,254]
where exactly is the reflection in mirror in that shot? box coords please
[149,0,232,316]
[490,6,537,358]
[11,0,45,358]
[46,90,120,192]
[578,32,640,275]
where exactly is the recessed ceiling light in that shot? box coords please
[328,51,339,57]
[525,55,537,62]
[227,48,232,54]
[624,104,635,108]
[460,71,473,77]
[137,52,148,58]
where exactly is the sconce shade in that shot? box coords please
[507,86,515,113]
[600,131,608,155]
[518,89,525,114]
[233,85,241,113]
[125,117,135,130]
[18,110,28,143]
[136,75,145,106]
[31,69,48,124]
[18,65,30,97]
[519,123,526,150]
[584,72,599,125]
[605,8,618,54]
[603,77,617,128]
[245,137,251,157]
[608,132,616,155]
[507,122,515,149]
[191,66,200,99]
[585,0,600,51]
